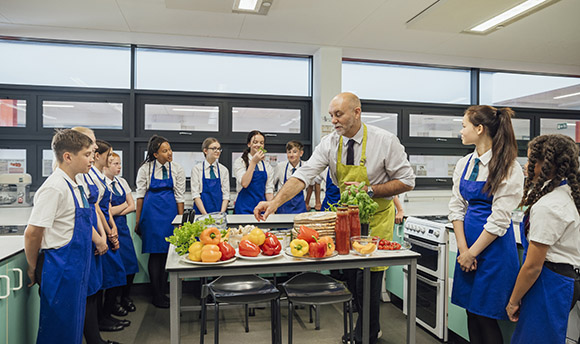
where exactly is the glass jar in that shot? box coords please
[348,205,361,240]
[335,207,350,255]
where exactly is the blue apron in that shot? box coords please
[234,161,267,214]
[84,173,103,296]
[94,168,126,290]
[140,161,178,253]
[37,180,92,344]
[111,177,139,275]
[277,162,307,214]
[193,161,223,214]
[322,169,340,211]
[512,181,575,344]
[451,155,519,320]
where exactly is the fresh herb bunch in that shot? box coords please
[166,216,217,255]
[328,182,379,224]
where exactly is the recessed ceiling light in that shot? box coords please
[233,0,272,15]
[468,0,549,33]
[553,91,580,100]
[262,1,271,7]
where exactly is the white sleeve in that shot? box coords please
[28,186,62,228]
[173,162,186,204]
[118,177,132,194]
[448,156,469,222]
[135,164,149,199]
[382,135,416,188]
[265,161,274,194]
[190,163,203,200]
[220,164,230,200]
[272,164,284,191]
[484,161,524,236]
[529,201,572,246]
[292,139,332,187]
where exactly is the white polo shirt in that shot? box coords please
[28,167,88,249]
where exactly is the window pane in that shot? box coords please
[480,71,580,110]
[232,107,301,133]
[0,149,26,174]
[145,104,219,132]
[362,112,397,135]
[43,150,123,177]
[409,114,462,138]
[343,61,471,104]
[409,155,462,178]
[232,152,286,168]
[0,99,26,128]
[136,49,310,96]
[540,118,580,142]
[42,101,123,129]
[143,151,206,179]
[0,41,130,89]
[512,118,531,140]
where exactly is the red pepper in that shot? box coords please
[217,242,236,261]
[239,239,261,257]
[260,233,282,256]
[308,236,327,258]
[297,225,319,243]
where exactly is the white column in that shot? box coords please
[312,47,342,147]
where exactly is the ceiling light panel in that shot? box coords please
[468,0,552,33]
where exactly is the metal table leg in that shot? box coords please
[362,267,370,344]
[170,273,182,344]
[406,260,417,344]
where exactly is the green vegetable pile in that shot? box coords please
[165,216,217,255]
[329,182,379,224]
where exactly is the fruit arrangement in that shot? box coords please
[187,227,236,262]
[238,227,282,257]
[288,226,335,258]
[378,239,402,250]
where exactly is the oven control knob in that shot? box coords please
[434,230,440,237]
[420,228,425,233]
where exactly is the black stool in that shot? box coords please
[280,272,354,344]
[200,275,281,344]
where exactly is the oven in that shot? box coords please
[403,215,449,342]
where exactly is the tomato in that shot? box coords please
[378,240,402,250]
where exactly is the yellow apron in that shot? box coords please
[336,124,394,272]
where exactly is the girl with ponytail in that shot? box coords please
[507,134,580,343]
[135,135,185,308]
[448,105,524,343]
[233,130,274,214]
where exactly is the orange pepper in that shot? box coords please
[319,236,335,256]
[200,244,222,262]
[200,227,221,245]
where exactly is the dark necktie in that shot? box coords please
[468,158,480,181]
[346,139,355,165]
[209,165,217,179]
[162,165,168,179]
[78,185,89,208]
[291,167,296,174]
[111,180,121,196]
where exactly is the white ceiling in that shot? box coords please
[0,0,579,75]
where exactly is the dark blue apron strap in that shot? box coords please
[64,179,81,209]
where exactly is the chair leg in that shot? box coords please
[348,299,354,344]
[270,300,276,344]
[276,298,282,344]
[315,304,320,330]
[343,302,348,339]
[288,301,293,344]
[244,304,249,333]
[309,305,313,323]
[200,294,207,344]
[214,302,219,344]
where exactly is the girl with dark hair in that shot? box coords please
[507,134,580,344]
[191,137,230,214]
[135,135,185,308]
[448,105,524,343]
[233,130,274,214]
[89,140,128,332]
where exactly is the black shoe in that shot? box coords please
[153,296,170,308]
[99,319,124,332]
[121,297,136,312]
[112,303,128,316]
[341,333,359,344]
[108,315,131,328]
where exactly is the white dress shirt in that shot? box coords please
[528,183,580,266]
[76,172,99,202]
[135,161,186,203]
[292,124,415,201]
[106,175,131,197]
[233,156,274,194]
[190,159,230,201]
[448,149,524,237]
[89,167,110,204]
[28,167,87,249]
[273,160,307,196]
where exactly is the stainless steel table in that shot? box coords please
[166,246,419,344]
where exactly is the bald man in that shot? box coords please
[254,92,415,344]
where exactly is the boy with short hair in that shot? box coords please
[25,129,95,343]
[273,140,308,214]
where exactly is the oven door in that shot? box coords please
[403,269,448,341]
[405,235,446,279]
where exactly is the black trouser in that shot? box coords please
[353,269,383,344]
[84,291,104,344]
[103,286,123,318]
[148,253,168,300]
[121,274,135,300]
[466,311,503,344]
[544,261,580,310]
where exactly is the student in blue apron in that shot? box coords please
[90,140,129,332]
[24,129,94,343]
[135,135,185,308]
[274,140,307,214]
[191,137,230,214]
[322,167,341,210]
[105,152,139,314]
[233,130,274,214]
[448,105,524,344]
[72,127,120,344]
[506,134,580,344]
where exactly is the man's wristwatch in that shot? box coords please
[367,185,374,198]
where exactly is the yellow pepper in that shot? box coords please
[200,244,222,262]
[188,241,204,262]
[246,227,266,246]
[290,239,309,257]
